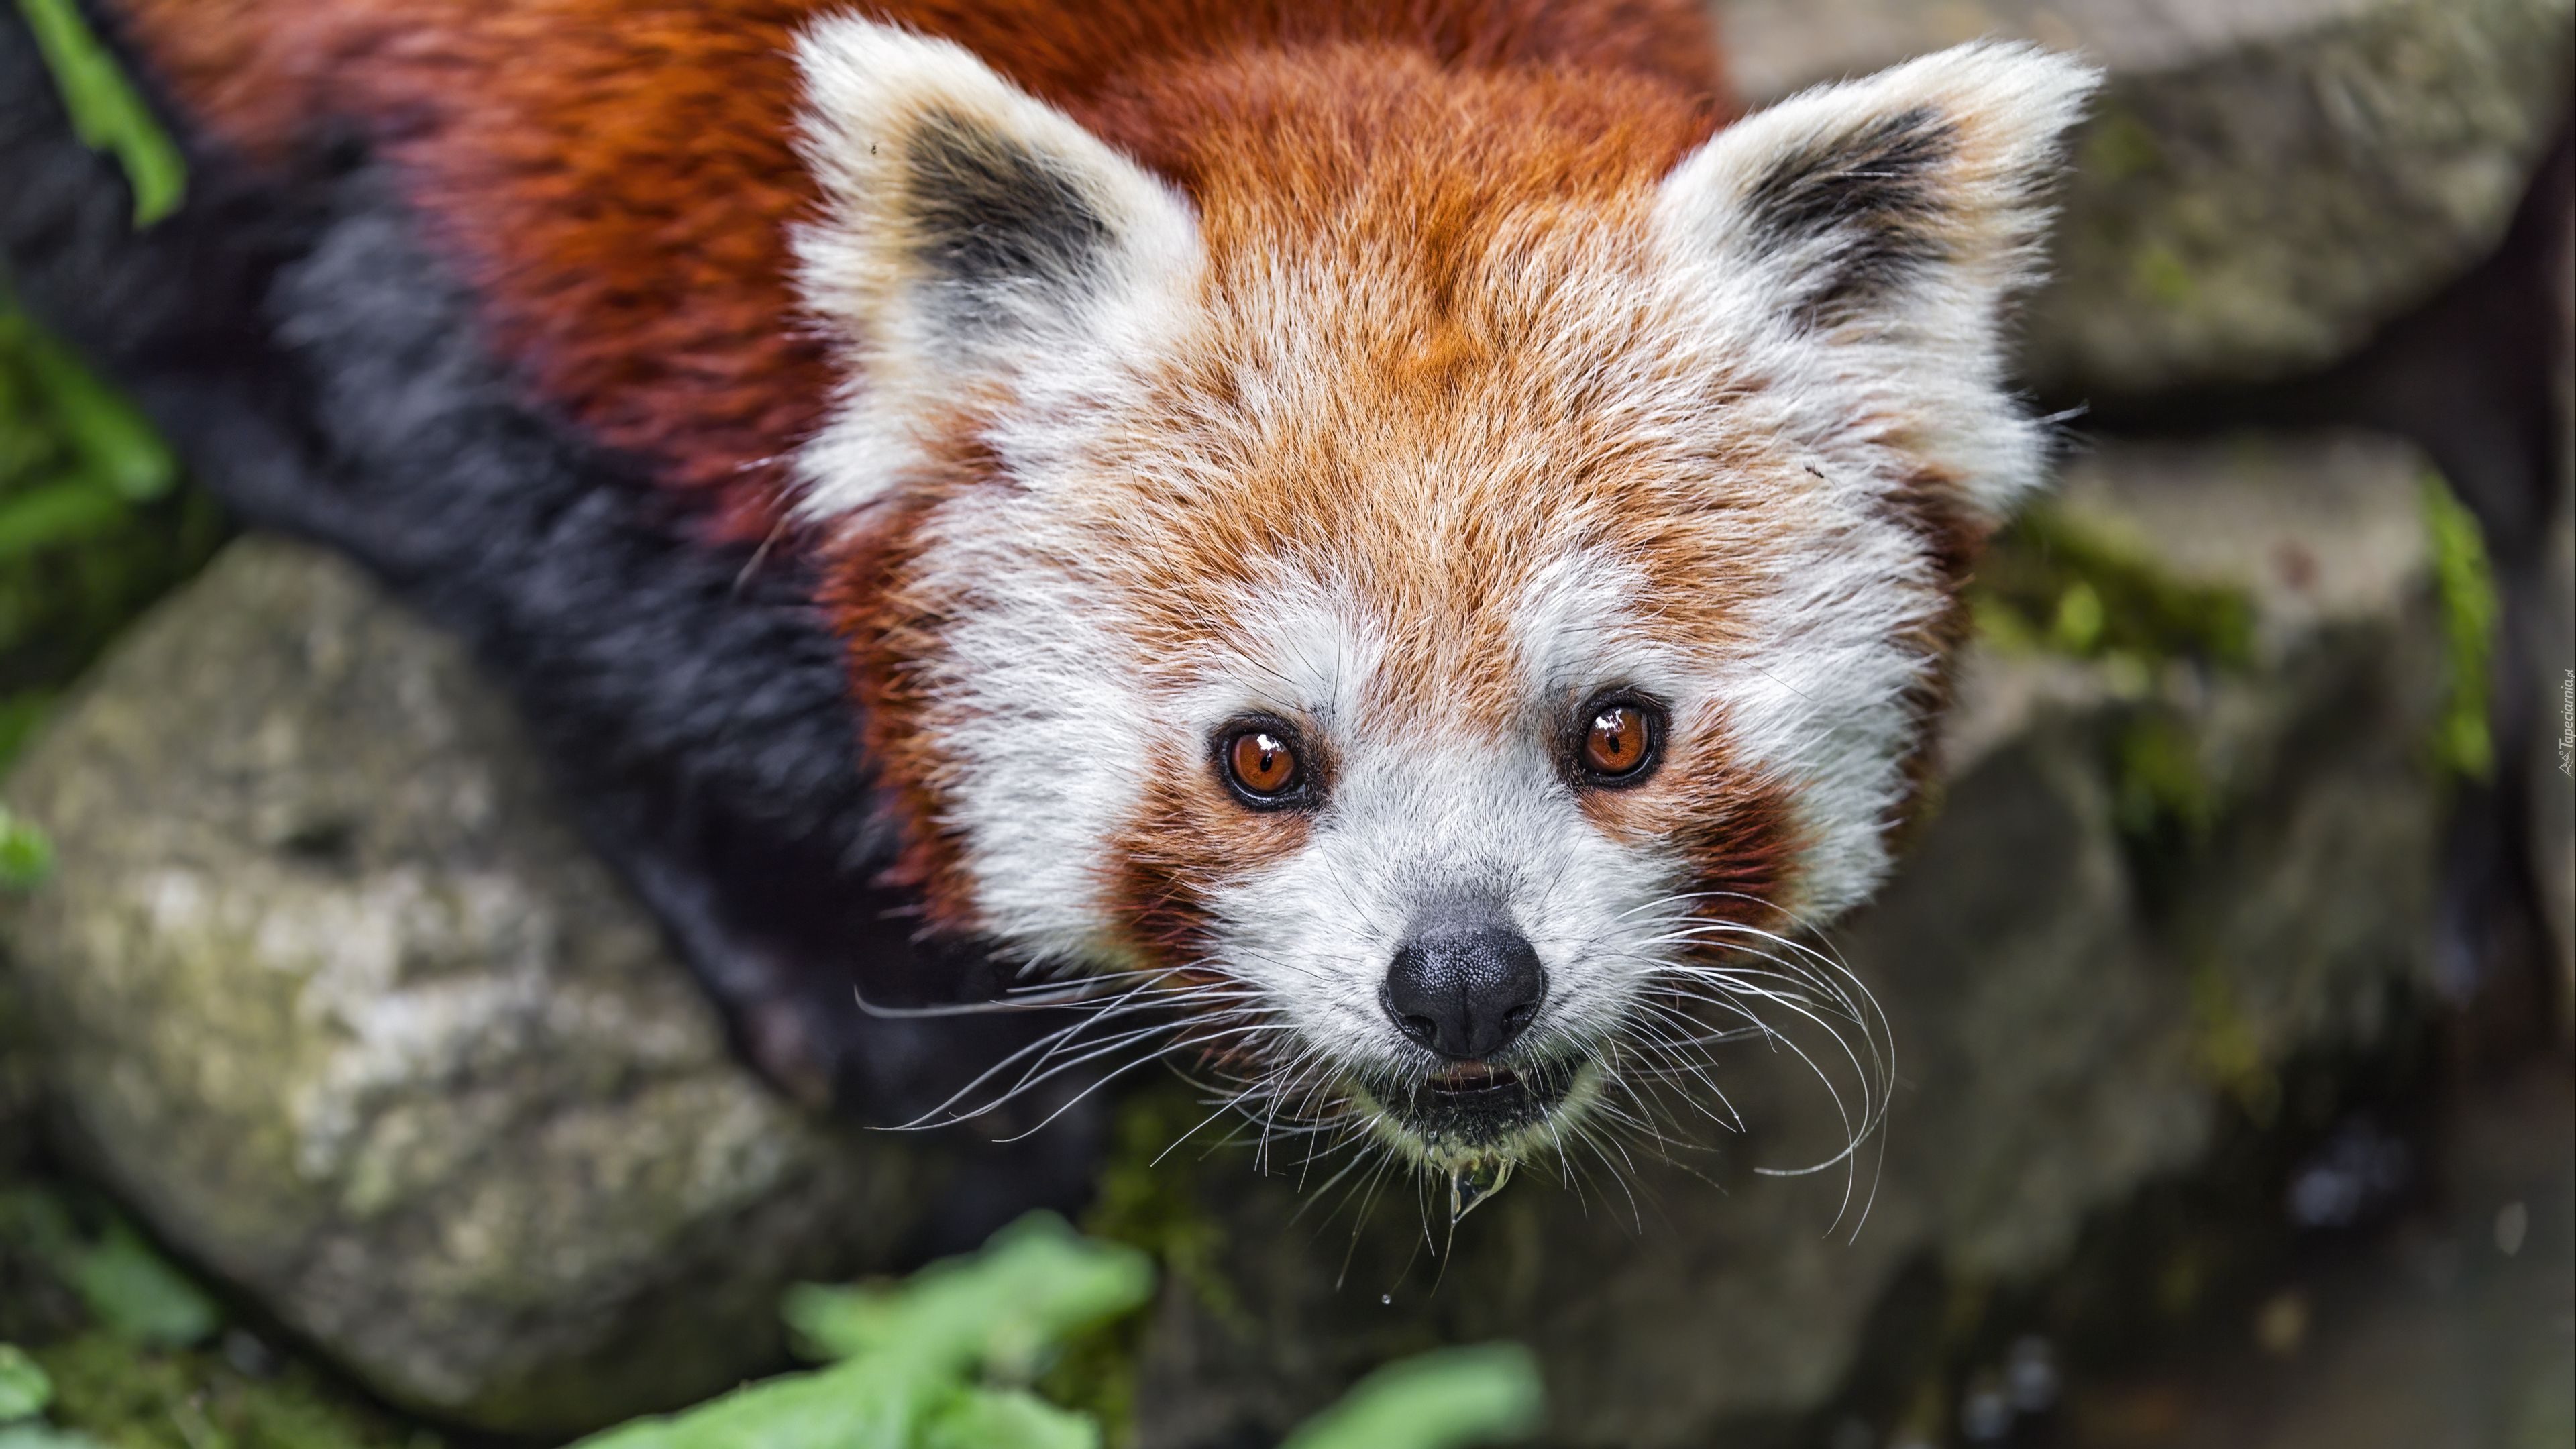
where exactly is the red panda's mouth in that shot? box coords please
[1426,1061,1521,1096]
[1375,1055,1590,1164]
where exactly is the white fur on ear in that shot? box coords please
[1653,42,2100,517]
[790,17,1203,519]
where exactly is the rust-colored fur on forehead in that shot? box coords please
[1093,46,1724,248]
[1005,54,1776,737]
[100,0,1729,543]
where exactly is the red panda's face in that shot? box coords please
[793,24,2096,1172]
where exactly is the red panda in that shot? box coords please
[1,1,2095,1187]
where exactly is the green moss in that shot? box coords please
[1079,1085,1244,1328]
[1973,504,2256,674]
[2188,965,2278,1128]
[2128,242,2197,311]
[2081,109,2164,184]
[1976,507,2255,862]
[36,1334,433,1449]
[1042,1084,1252,1446]
[0,1181,431,1449]
[1032,1307,1140,1449]
[2111,711,2216,849]
[2422,474,2498,781]
[0,808,49,891]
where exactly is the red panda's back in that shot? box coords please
[105,0,1727,539]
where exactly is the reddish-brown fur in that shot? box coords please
[1103,752,1314,967]
[103,0,1729,543]
[1880,466,1992,839]
[816,420,991,929]
[112,0,1828,963]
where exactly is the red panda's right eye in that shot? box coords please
[1570,692,1666,788]
[1216,721,1310,807]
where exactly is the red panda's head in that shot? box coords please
[791,21,2097,1175]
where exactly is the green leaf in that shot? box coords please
[920,1389,1098,1449]
[14,0,186,225]
[0,806,50,890]
[1281,1344,1546,1449]
[784,1213,1155,1381]
[19,327,176,502]
[0,481,127,561]
[578,1214,1157,1449]
[72,1223,220,1348]
[0,1426,102,1449]
[573,1356,932,1449]
[0,1346,51,1421]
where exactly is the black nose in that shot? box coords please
[1383,910,1546,1060]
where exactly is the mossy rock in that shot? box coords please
[1713,0,2575,396]
[0,539,934,1435]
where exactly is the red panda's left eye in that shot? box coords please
[1222,726,1301,802]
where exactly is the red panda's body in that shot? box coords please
[2,0,2096,1190]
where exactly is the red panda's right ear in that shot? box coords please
[790,19,1203,513]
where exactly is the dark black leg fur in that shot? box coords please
[0,7,1104,1239]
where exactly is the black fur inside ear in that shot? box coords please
[904,108,1110,329]
[1741,105,1960,329]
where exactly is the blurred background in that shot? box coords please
[0,1,2569,1446]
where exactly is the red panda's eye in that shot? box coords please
[1224,728,1300,800]
[1577,699,1662,784]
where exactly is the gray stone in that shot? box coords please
[1711,0,2576,396]
[2540,246,2575,1030]
[1123,431,2453,1448]
[2543,494,2575,1038]
[0,951,33,1177]
[0,537,929,1436]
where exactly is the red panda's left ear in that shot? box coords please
[790,18,1203,513]
[1652,42,2100,517]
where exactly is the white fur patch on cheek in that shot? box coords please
[1212,839,1411,1075]
[910,492,1156,965]
[1709,513,1936,921]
